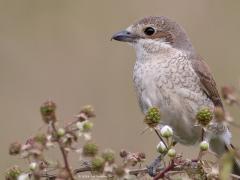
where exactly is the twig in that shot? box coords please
[154,129,168,148]
[41,165,166,179]
[51,122,75,180]
[41,160,240,180]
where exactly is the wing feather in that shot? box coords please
[191,55,223,108]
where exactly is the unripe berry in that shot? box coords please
[82,121,93,132]
[167,149,176,158]
[200,141,209,151]
[57,128,65,137]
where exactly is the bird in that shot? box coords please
[112,16,240,176]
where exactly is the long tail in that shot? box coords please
[227,144,240,176]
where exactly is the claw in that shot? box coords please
[147,155,165,177]
[147,165,157,177]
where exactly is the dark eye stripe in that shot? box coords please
[144,27,155,36]
[145,31,175,44]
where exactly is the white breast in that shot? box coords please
[133,45,213,144]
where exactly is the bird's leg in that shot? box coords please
[147,153,166,177]
[147,135,178,177]
[147,129,168,176]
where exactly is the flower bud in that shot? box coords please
[119,149,128,158]
[29,162,37,171]
[9,142,21,155]
[167,149,176,158]
[137,152,146,161]
[157,141,167,153]
[102,149,115,164]
[40,101,57,124]
[34,134,47,146]
[200,141,209,151]
[57,128,65,137]
[82,121,93,132]
[144,107,161,128]
[160,125,173,138]
[91,156,105,173]
[82,142,98,157]
[79,105,95,120]
[196,107,213,126]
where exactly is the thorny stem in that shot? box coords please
[65,112,87,129]
[51,122,75,180]
[65,119,79,129]
[41,166,164,179]
[40,162,240,180]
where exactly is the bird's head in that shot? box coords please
[112,16,194,54]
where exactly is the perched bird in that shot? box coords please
[112,16,240,175]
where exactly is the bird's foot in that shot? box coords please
[147,155,164,177]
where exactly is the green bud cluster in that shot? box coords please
[101,149,115,164]
[34,133,47,145]
[40,101,57,124]
[196,107,213,126]
[91,156,105,173]
[83,142,98,157]
[144,107,161,128]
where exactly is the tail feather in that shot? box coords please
[210,138,240,176]
[232,159,240,176]
[228,144,240,176]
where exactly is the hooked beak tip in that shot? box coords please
[111,30,138,42]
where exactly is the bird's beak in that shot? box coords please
[111,30,139,43]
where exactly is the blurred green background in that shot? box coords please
[1,0,240,178]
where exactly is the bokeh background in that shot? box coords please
[1,0,240,178]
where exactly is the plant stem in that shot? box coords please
[153,160,175,180]
[51,122,75,180]
[154,129,168,148]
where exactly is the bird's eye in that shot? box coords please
[144,27,155,36]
